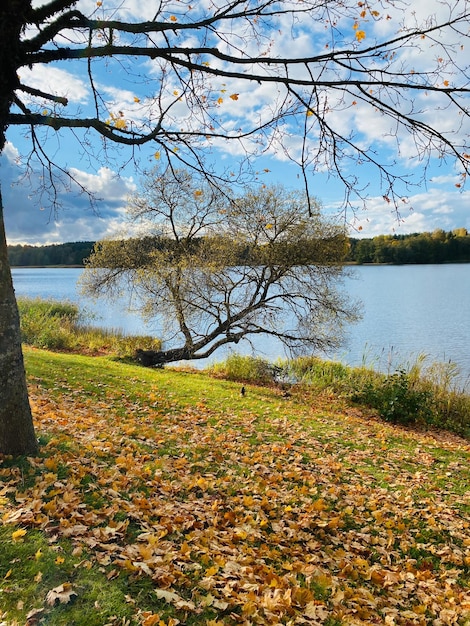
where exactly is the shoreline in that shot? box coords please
[11,261,470,268]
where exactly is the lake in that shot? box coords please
[11,264,470,386]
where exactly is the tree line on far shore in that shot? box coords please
[8,241,95,267]
[345,228,470,264]
[7,228,470,267]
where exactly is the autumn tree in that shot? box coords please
[1,0,470,453]
[81,172,357,364]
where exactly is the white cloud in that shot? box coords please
[2,148,135,245]
[347,187,470,238]
[68,166,136,199]
[17,66,89,106]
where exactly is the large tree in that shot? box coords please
[81,173,358,365]
[1,0,470,454]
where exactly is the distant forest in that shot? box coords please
[7,228,470,267]
[345,228,470,264]
[8,241,95,267]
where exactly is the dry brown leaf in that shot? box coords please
[46,582,77,606]
[154,589,196,610]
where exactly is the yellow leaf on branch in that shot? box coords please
[113,118,127,130]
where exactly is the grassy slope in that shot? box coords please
[1,347,470,625]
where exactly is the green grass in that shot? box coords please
[18,297,161,357]
[0,348,469,625]
[0,526,141,625]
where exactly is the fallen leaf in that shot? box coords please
[25,608,44,626]
[154,588,196,610]
[46,583,77,606]
[11,528,27,542]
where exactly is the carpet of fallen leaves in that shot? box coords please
[2,365,470,625]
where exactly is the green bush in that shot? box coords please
[351,368,434,426]
[266,353,469,437]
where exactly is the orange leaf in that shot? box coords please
[44,457,58,471]
[312,499,326,511]
[142,613,161,626]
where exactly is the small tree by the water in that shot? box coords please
[82,173,359,365]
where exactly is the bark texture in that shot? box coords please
[0,1,38,455]
[0,189,38,455]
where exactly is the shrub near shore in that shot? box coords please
[211,354,470,438]
[18,297,161,357]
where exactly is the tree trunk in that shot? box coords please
[0,186,38,455]
[135,347,195,366]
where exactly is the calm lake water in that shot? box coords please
[11,264,470,386]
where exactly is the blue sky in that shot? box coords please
[3,0,470,245]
